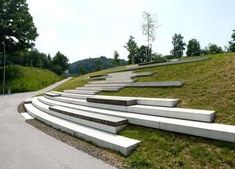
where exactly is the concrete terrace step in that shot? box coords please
[64,89,99,95]
[87,97,137,106]
[25,103,140,156]
[45,96,215,122]
[89,79,136,84]
[32,97,127,134]
[38,96,235,143]
[76,86,123,91]
[87,95,179,107]
[85,83,129,87]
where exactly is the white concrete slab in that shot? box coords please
[37,96,235,143]
[43,96,214,122]
[45,92,61,97]
[76,86,123,91]
[25,103,140,156]
[64,90,99,95]
[21,112,34,120]
[89,80,135,84]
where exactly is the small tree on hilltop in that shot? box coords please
[51,51,69,75]
[142,11,158,61]
[228,29,235,52]
[208,43,223,54]
[113,50,120,65]
[186,38,201,56]
[124,36,139,64]
[171,33,186,58]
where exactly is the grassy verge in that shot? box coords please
[0,65,63,93]
[54,53,235,168]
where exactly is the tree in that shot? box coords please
[208,43,223,54]
[170,33,186,58]
[124,36,139,64]
[228,29,235,52]
[51,51,69,75]
[137,45,151,63]
[142,11,158,61]
[0,0,38,53]
[113,50,120,65]
[186,39,201,56]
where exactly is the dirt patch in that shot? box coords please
[26,119,127,169]
[17,102,26,113]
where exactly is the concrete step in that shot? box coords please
[87,95,179,107]
[89,79,135,84]
[21,112,34,120]
[38,96,235,143]
[88,76,107,80]
[85,83,129,87]
[53,93,179,107]
[87,97,137,106]
[64,90,99,95]
[76,86,123,91]
[44,96,215,122]
[131,81,184,87]
[25,103,140,156]
[32,97,127,134]
[45,92,61,97]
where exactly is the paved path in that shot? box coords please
[0,78,116,169]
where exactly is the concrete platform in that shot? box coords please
[76,86,123,91]
[25,103,140,156]
[45,92,61,97]
[44,96,214,122]
[33,97,126,134]
[64,89,99,95]
[88,76,107,80]
[131,81,184,87]
[85,83,129,87]
[88,95,179,107]
[50,105,128,127]
[89,79,135,84]
[87,97,137,106]
[37,96,235,143]
[21,112,34,120]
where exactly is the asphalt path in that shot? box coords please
[0,78,116,169]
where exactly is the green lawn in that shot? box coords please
[54,53,235,168]
[0,65,63,93]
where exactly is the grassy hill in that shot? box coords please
[0,65,63,93]
[54,53,235,168]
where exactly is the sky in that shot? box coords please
[27,0,235,63]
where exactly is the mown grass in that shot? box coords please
[54,53,235,168]
[0,65,63,93]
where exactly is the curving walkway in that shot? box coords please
[0,78,116,169]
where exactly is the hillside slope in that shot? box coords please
[54,53,235,168]
[0,65,63,93]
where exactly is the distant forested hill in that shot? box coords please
[69,56,127,75]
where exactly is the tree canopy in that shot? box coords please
[51,51,69,75]
[0,0,38,53]
[208,43,223,54]
[228,29,235,52]
[124,36,139,64]
[186,39,201,56]
[113,50,120,65]
[171,33,186,58]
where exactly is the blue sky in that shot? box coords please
[27,0,235,63]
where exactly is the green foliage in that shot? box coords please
[51,51,69,75]
[207,43,223,54]
[186,38,201,56]
[69,56,127,75]
[228,29,235,52]
[113,50,120,65]
[0,65,62,93]
[136,45,151,63]
[0,0,38,53]
[124,36,139,64]
[171,33,186,58]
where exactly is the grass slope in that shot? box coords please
[54,53,235,168]
[0,65,63,93]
